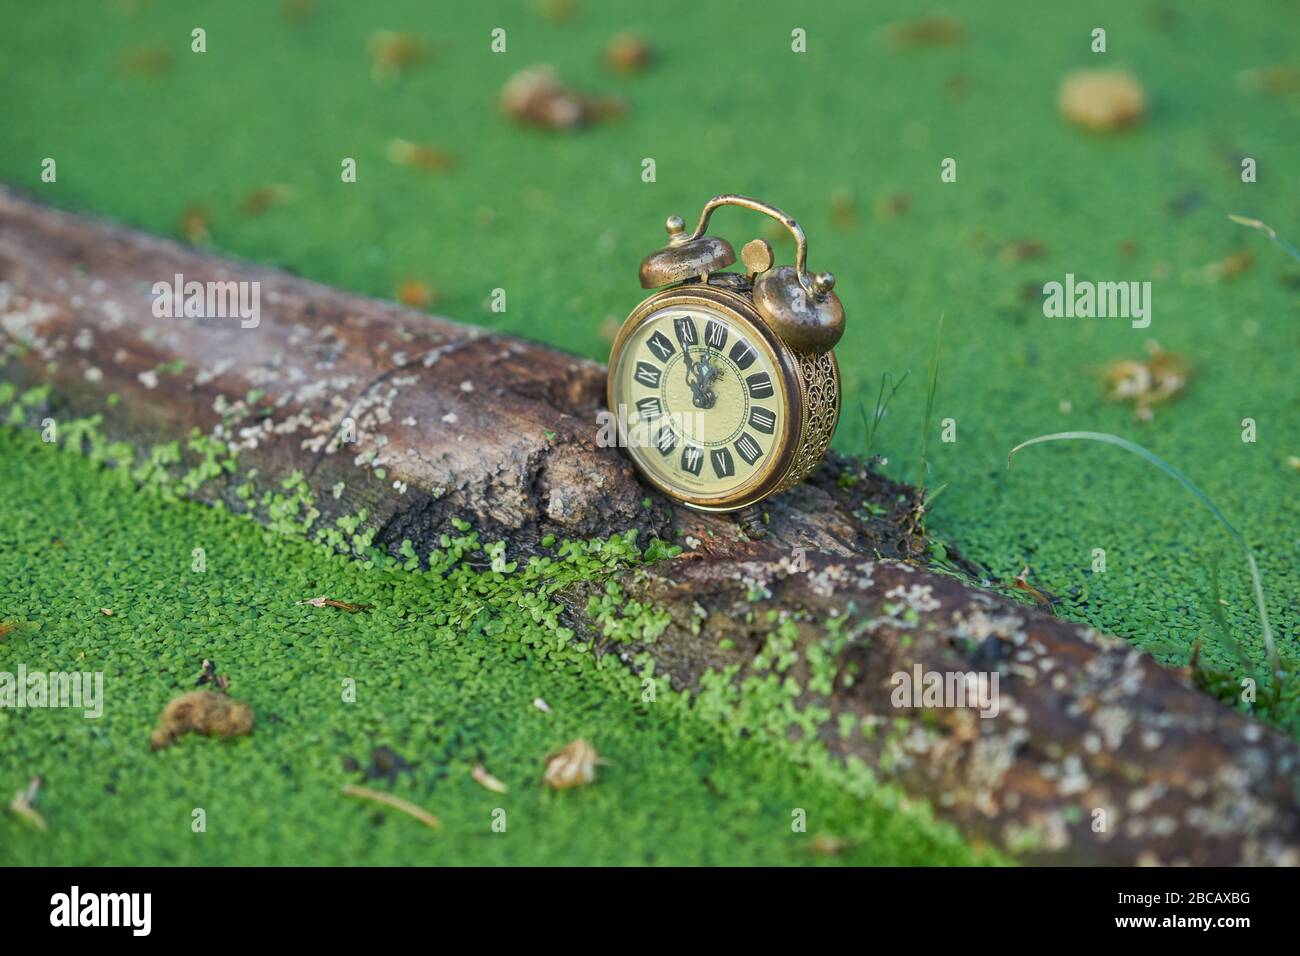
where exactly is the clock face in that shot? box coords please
[610,300,788,504]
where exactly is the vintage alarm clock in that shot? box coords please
[607,194,844,534]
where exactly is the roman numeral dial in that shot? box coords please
[634,361,661,388]
[710,447,735,478]
[749,407,776,434]
[647,330,675,362]
[673,316,698,348]
[612,301,788,505]
[735,433,763,466]
[704,320,728,350]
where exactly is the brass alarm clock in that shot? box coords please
[607,194,844,529]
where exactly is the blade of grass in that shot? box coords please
[1207,559,1259,690]
[1228,214,1300,264]
[861,370,910,460]
[916,313,944,492]
[923,480,950,508]
[1006,430,1280,690]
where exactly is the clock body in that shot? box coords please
[607,282,840,513]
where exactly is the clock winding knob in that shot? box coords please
[741,238,775,276]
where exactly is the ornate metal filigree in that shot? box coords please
[778,348,840,491]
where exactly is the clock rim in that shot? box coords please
[607,283,804,512]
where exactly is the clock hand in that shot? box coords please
[684,351,701,407]
[685,348,715,409]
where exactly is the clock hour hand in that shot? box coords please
[684,348,719,409]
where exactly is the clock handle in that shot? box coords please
[683,194,834,301]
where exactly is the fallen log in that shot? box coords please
[566,555,1300,865]
[2,187,1296,865]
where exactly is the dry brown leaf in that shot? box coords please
[149,690,254,751]
[297,596,375,613]
[1059,70,1146,132]
[605,33,653,74]
[396,281,436,309]
[945,73,971,97]
[543,738,600,789]
[117,47,172,76]
[99,607,114,617]
[597,315,622,344]
[177,204,212,243]
[368,31,428,83]
[471,764,509,794]
[809,833,852,856]
[241,184,294,216]
[280,0,315,22]
[387,139,454,172]
[1204,249,1253,282]
[0,621,17,641]
[342,784,440,827]
[8,776,46,831]
[501,66,624,130]
[1237,65,1300,95]
[998,239,1049,264]
[534,0,578,22]
[884,15,965,49]
[829,189,857,230]
[874,192,912,222]
[1101,341,1191,420]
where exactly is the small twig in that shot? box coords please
[9,776,47,831]
[298,597,375,613]
[341,784,440,828]
[1011,565,1058,608]
[470,764,509,794]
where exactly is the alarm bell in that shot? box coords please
[753,266,844,354]
[638,214,736,288]
[637,195,844,354]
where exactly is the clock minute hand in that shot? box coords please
[686,350,718,409]
[684,350,703,405]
